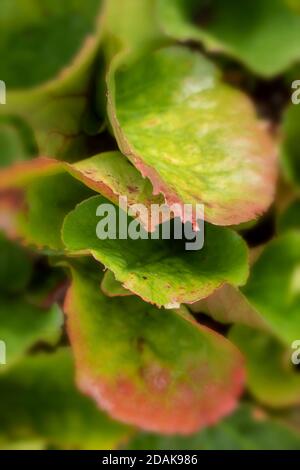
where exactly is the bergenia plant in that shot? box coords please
[0,0,300,450]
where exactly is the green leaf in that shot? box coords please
[282,104,300,189]
[0,151,169,249]
[108,46,276,227]
[157,0,300,77]
[126,404,300,450]
[278,200,300,234]
[64,264,245,434]
[0,0,104,159]
[0,0,101,89]
[103,0,164,60]
[101,270,132,297]
[0,158,93,250]
[241,232,300,346]
[230,326,300,408]
[190,284,267,331]
[0,233,33,294]
[18,172,93,250]
[0,300,62,370]
[284,0,300,13]
[0,348,129,449]
[0,117,36,168]
[62,195,249,307]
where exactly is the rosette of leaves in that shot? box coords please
[1,0,300,449]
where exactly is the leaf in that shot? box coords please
[0,348,129,449]
[0,152,169,249]
[282,104,300,189]
[0,116,36,168]
[101,270,132,297]
[108,46,276,227]
[0,158,93,250]
[0,157,61,189]
[157,0,300,77]
[0,440,46,451]
[0,233,33,294]
[0,300,62,370]
[0,0,101,89]
[285,0,300,13]
[64,264,245,434]
[103,0,164,60]
[230,326,300,408]
[66,151,168,231]
[0,0,104,159]
[62,195,249,307]
[190,284,267,331]
[126,404,300,450]
[278,200,300,234]
[18,172,93,250]
[241,232,300,346]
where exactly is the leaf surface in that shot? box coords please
[101,270,132,297]
[0,233,33,294]
[278,200,300,234]
[242,232,300,346]
[0,349,129,449]
[109,46,276,226]
[282,104,300,189]
[190,284,267,331]
[127,404,300,450]
[0,0,104,159]
[230,326,300,408]
[67,151,167,231]
[62,195,249,307]
[64,264,245,434]
[157,0,300,77]
[0,158,93,250]
[0,300,62,370]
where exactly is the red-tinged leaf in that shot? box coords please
[66,151,168,231]
[0,190,24,240]
[0,158,92,250]
[0,152,169,237]
[107,46,277,227]
[64,264,245,434]
[0,157,61,189]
